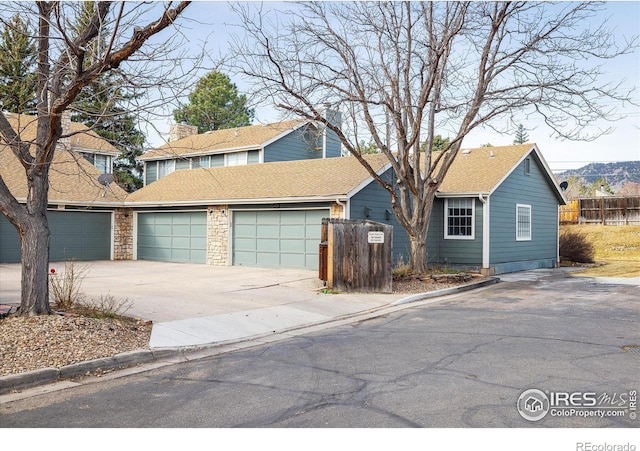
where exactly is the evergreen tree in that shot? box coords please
[0,15,37,114]
[70,2,145,191]
[513,123,529,144]
[174,71,254,133]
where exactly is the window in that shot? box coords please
[524,157,531,175]
[196,156,211,168]
[225,151,248,166]
[82,152,112,173]
[445,198,475,239]
[158,159,175,179]
[516,204,532,241]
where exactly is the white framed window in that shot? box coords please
[516,204,532,241]
[445,198,475,239]
[225,151,248,166]
[158,159,175,179]
[197,155,211,168]
[82,152,112,173]
[524,157,531,175]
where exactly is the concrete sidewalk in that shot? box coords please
[1,260,500,395]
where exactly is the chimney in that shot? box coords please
[319,106,342,158]
[169,122,199,142]
[58,110,72,149]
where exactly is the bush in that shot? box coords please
[79,293,133,319]
[559,229,595,263]
[49,260,89,308]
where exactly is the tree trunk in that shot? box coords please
[409,235,427,274]
[19,210,51,316]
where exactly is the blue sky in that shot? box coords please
[149,1,640,173]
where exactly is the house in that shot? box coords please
[139,110,342,185]
[2,110,565,275]
[0,112,128,263]
[123,143,565,275]
[125,154,390,268]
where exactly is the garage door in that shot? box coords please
[232,209,328,270]
[137,212,207,263]
[0,210,111,263]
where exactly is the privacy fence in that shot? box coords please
[319,218,393,293]
[559,196,640,225]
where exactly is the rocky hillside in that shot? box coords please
[555,161,640,192]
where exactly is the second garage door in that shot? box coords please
[137,212,207,263]
[233,209,328,270]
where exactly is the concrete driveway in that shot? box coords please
[0,260,397,323]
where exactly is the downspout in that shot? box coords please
[335,198,348,219]
[478,194,490,274]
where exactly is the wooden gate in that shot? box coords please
[320,218,393,293]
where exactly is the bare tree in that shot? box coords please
[229,1,637,272]
[0,1,192,316]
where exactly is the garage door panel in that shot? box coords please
[232,209,328,270]
[257,238,279,252]
[137,212,206,263]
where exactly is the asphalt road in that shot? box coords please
[1,270,638,428]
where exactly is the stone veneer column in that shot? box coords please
[113,208,133,260]
[207,205,229,265]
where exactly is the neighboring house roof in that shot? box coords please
[1,113,127,205]
[139,120,308,161]
[436,143,566,203]
[127,153,391,206]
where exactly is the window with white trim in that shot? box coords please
[82,152,112,173]
[445,198,475,239]
[158,159,175,179]
[225,151,248,166]
[516,204,532,241]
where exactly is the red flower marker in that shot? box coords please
[50,268,56,274]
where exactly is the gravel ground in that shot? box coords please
[0,273,478,377]
[0,313,151,376]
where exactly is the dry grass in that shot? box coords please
[561,225,640,277]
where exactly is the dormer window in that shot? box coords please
[82,152,113,174]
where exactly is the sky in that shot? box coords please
[144,1,640,174]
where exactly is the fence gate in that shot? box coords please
[320,218,393,293]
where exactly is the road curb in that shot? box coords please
[0,277,498,395]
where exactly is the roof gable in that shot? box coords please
[1,113,127,205]
[139,120,309,161]
[437,143,565,203]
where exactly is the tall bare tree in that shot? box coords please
[230,1,637,272]
[0,1,191,315]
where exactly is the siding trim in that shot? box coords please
[479,194,490,269]
[345,162,394,199]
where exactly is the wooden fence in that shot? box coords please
[559,196,640,225]
[320,218,393,293]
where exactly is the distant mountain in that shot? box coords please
[555,161,640,192]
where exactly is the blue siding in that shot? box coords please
[323,110,342,158]
[489,153,559,271]
[349,168,411,265]
[426,198,483,267]
[264,125,324,163]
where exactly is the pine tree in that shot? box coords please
[0,15,37,114]
[70,2,145,191]
[174,71,254,133]
[513,123,529,144]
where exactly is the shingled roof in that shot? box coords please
[127,153,391,205]
[139,120,308,161]
[1,113,127,205]
[437,144,533,194]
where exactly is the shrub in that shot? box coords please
[79,293,133,319]
[392,256,412,279]
[49,260,89,308]
[559,229,595,263]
